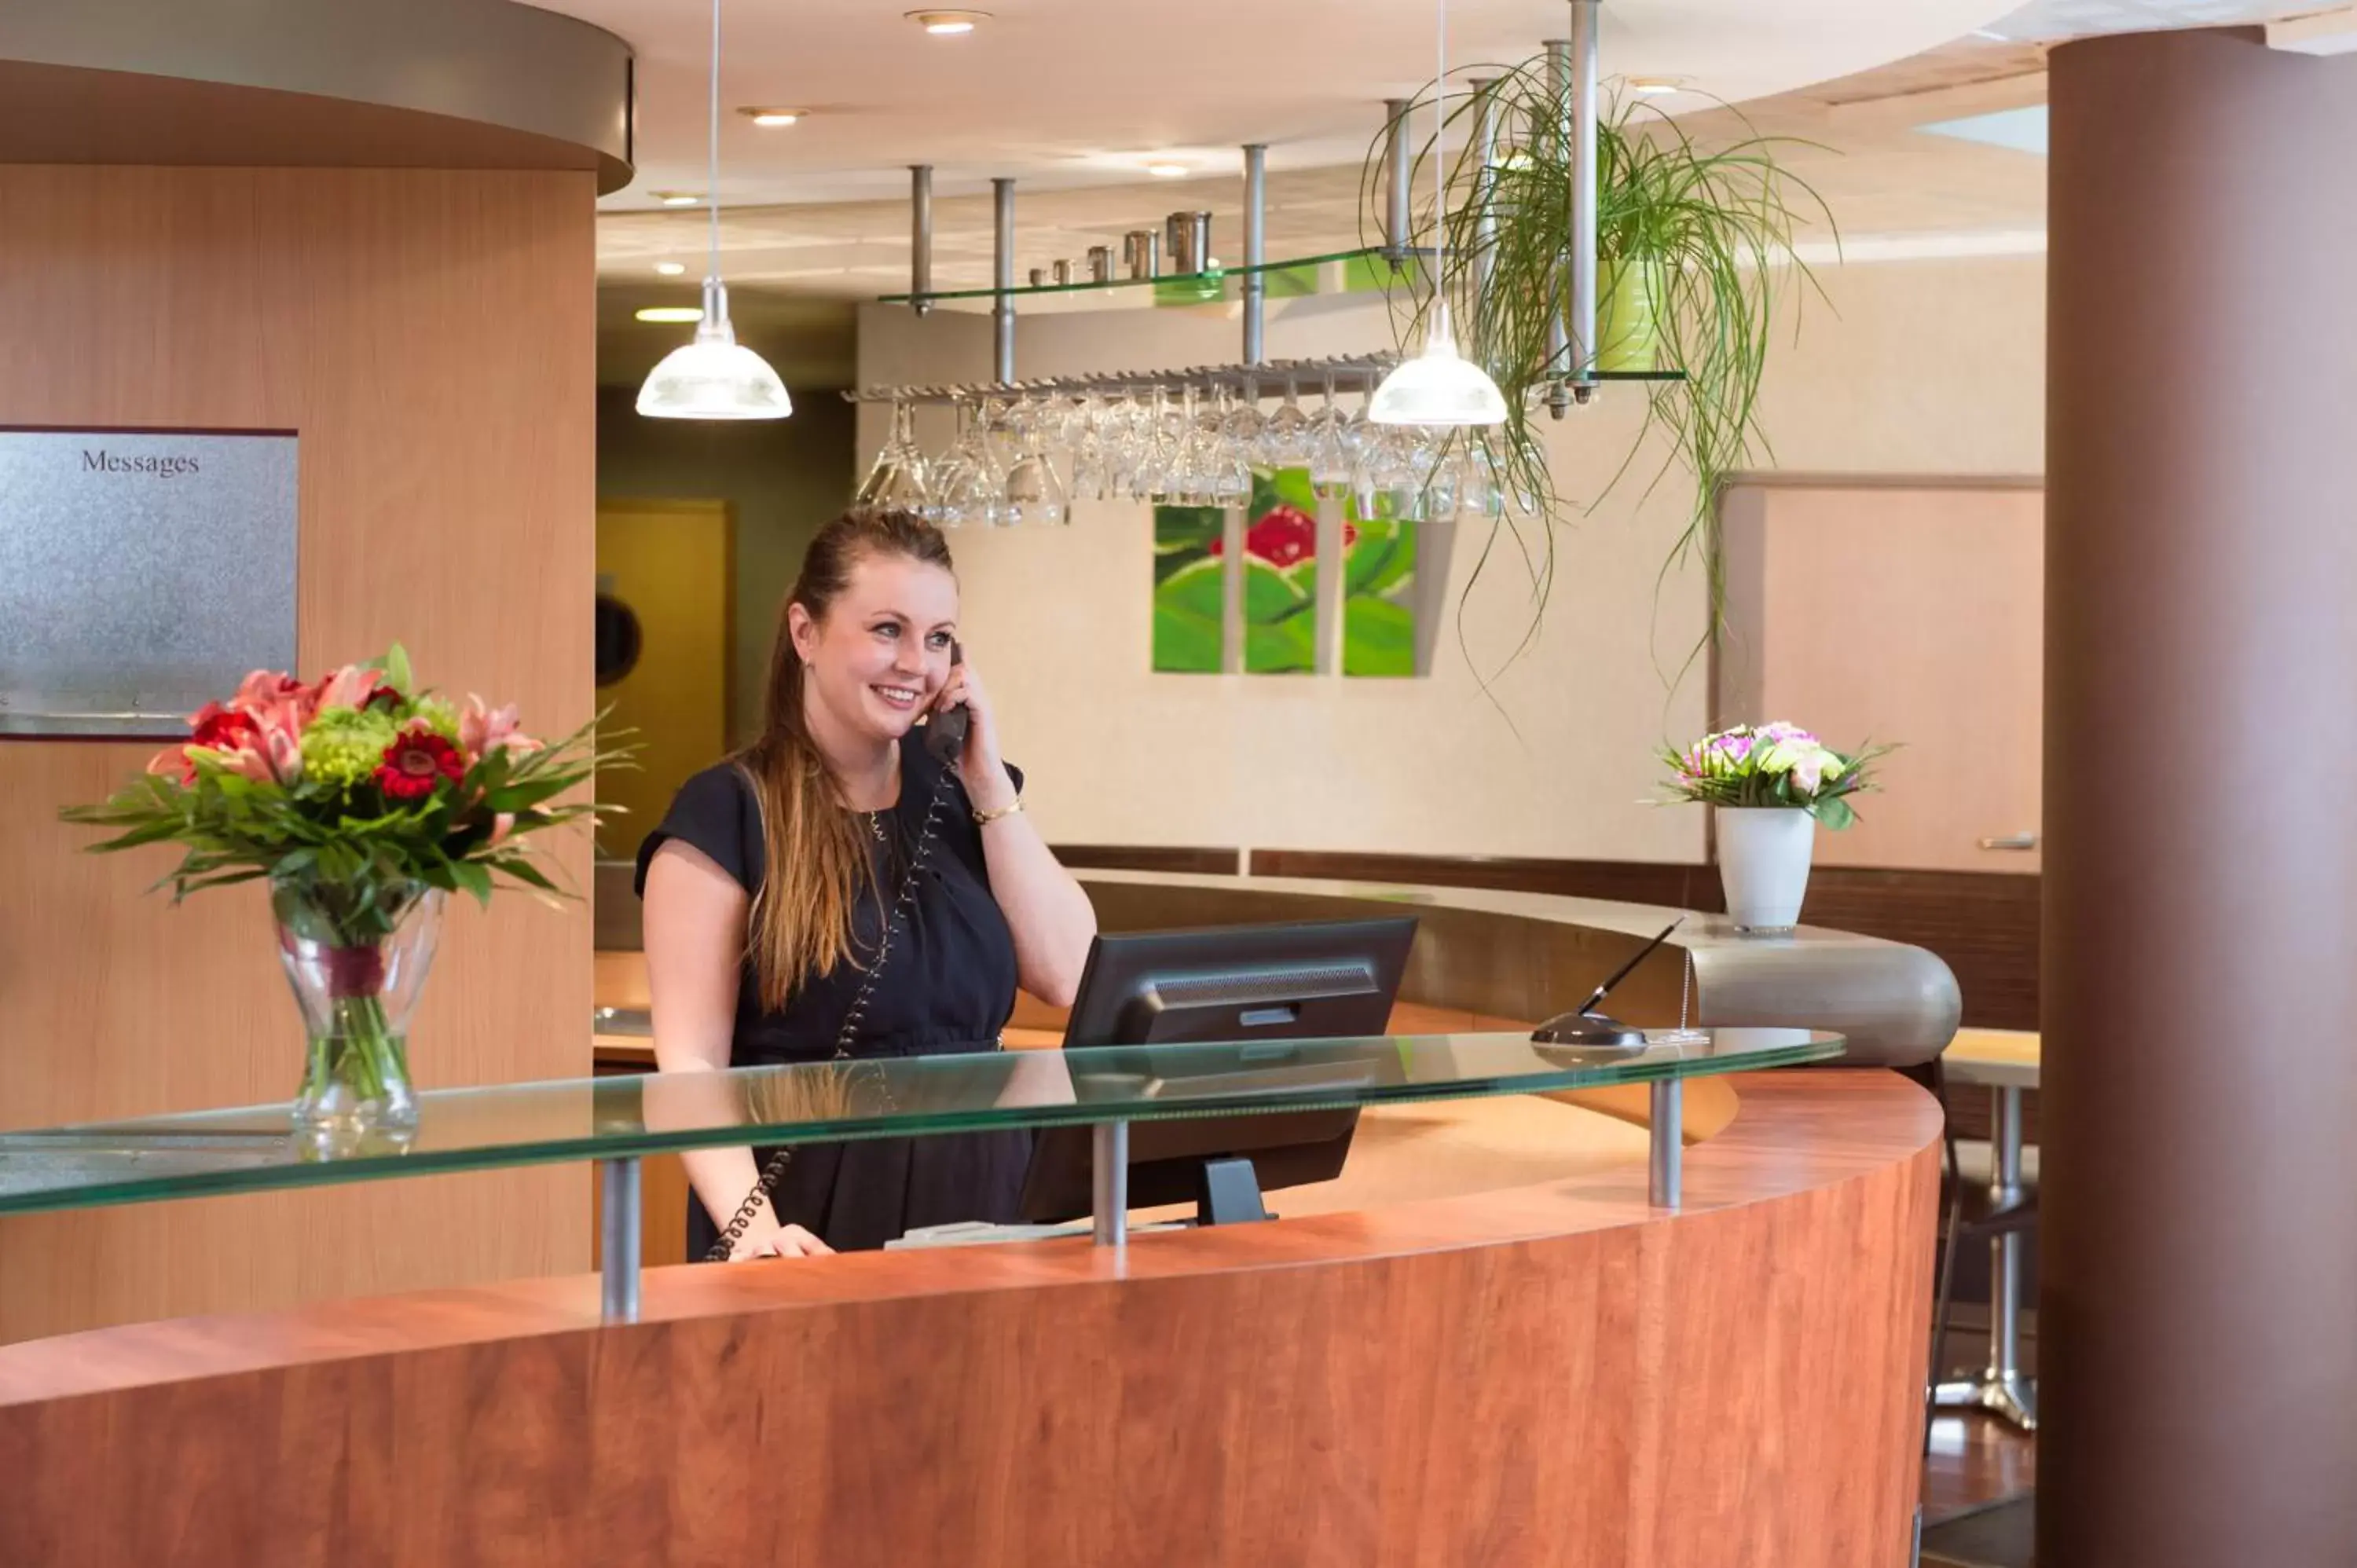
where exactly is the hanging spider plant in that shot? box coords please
[1362,60,1833,661]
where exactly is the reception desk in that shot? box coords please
[0,877,1956,1566]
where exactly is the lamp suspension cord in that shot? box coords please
[707,0,723,284]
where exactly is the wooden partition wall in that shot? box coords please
[0,167,597,1344]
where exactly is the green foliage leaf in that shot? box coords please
[1344,517,1417,599]
[1249,466,1318,516]
[1809,795,1857,831]
[1245,613,1317,674]
[1153,557,1224,673]
[1241,555,1313,625]
[1343,597,1417,677]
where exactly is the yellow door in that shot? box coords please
[593,498,733,863]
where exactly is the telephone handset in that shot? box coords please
[925,638,970,767]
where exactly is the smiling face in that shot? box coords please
[787,550,959,746]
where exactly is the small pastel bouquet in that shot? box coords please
[61,646,623,1144]
[1659,722,1887,829]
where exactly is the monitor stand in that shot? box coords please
[1197,1156,1272,1225]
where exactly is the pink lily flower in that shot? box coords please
[316,663,382,712]
[460,694,542,759]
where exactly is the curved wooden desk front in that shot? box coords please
[0,1069,1939,1568]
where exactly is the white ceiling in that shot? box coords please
[576,0,2329,349]
[541,0,2022,209]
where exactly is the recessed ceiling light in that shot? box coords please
[738,107,805,127]
[654,262,687,276]
[635,306,706,324]
[652,191,703,207]
[1629,78,1683,97]
[907,9,988,34]
[1146,162,1189,178]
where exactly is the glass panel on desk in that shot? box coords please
[0,1030,1840,1215]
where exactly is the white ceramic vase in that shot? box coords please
[1715,807,1816,932]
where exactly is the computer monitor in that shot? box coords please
[1017,916,1417,1227]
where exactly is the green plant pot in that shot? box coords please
[1596,262,1663,373]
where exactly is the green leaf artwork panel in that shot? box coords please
[1153,504,1225,672]
[1342,494,1419,678]
[1241,469,1320,675]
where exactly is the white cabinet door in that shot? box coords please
[1717,482,2044,874]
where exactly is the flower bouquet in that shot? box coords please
[61,647,621,1149]
[1659,724,1888,931]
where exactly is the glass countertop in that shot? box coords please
[0,1029,1839,1215]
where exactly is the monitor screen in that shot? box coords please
[1017,916,1417,1225]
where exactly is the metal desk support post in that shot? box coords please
[600,1157,641,1324]
[1092,1121,1129,1247]
[1649,1079,1683,1207]
[1934,1086,2038,1429]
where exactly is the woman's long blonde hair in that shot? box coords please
[737,507,955,1011]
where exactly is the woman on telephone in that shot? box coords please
[636,507,1097,1260]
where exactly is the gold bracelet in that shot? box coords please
[972,794,1025,826]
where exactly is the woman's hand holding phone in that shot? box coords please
[931,643,1016,814]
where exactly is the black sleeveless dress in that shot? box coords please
[632,732,1032,1255]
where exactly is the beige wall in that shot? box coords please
[856,253,2044,863]
[595,383,857,748]
[0,167,596,1342]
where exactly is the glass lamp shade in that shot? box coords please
[636,280,792,420]
[1368,304,1508,428]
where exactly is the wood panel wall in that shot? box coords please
[0,167,596,1343]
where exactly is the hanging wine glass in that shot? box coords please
[1307,371,1354,500]
[1457,433,1505,520]
[1001,398,1070,526]
[856,398,931,512]
[1137,387,1178,501]
[1068,391,1109,504]
[929,400,1003,529]
[1210,386,1252,504]
[1222,376,1266,465]
[1258,377,1313,470]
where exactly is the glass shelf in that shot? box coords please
[877,245,1414,306]
[0,1028,1838,1215]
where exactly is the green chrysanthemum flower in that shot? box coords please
[301,705,398,789]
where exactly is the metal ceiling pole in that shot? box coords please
[1384,98,1413,261]
[992,177,1015,383]
[1243,143,1268,363]
[909,164,933,316]
[1471,77,1500,316]
[1569,0,1600,406]
[1544,37,1573,416]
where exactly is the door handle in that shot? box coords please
[1977,833,2039,851]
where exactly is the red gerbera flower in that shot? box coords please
[374,726,464,800]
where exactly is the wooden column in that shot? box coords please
[2044,28,2357,1566]
[0,167,597,1341]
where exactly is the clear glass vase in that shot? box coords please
[270,877,445,1155]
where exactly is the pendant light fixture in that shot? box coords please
[1368,0,1508,427]
[637,0,793,420]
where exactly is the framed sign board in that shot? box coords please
[0,427,297,738]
